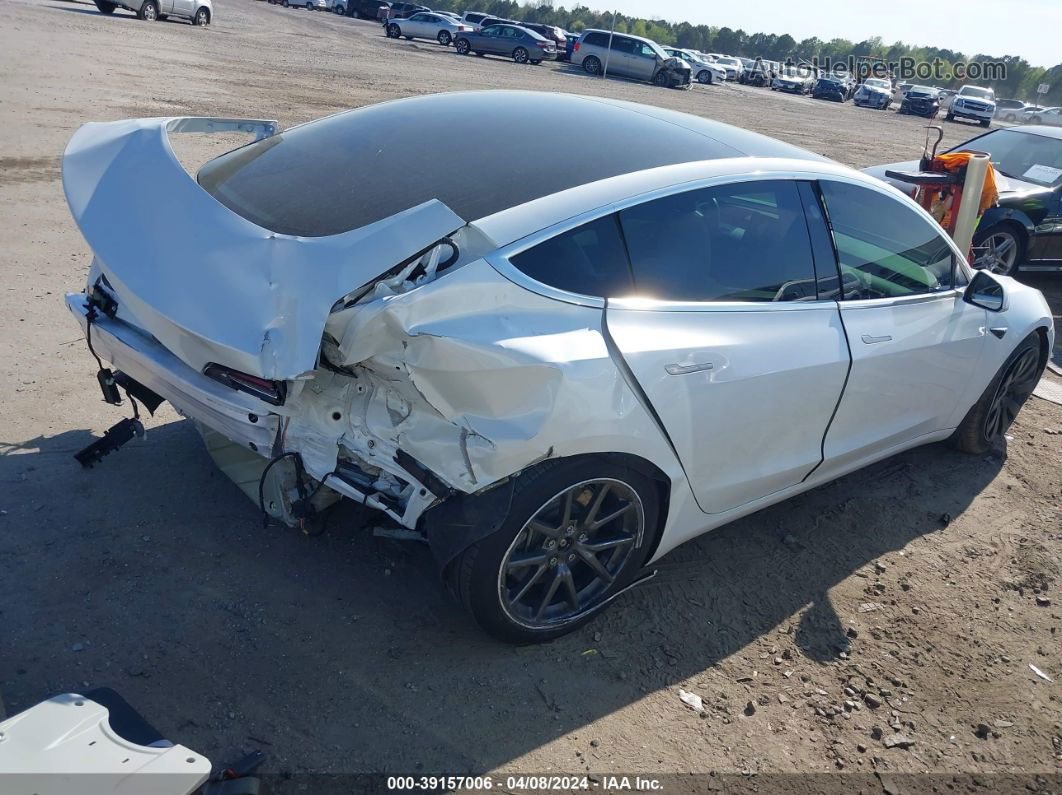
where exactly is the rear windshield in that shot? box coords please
[197,93,742,237]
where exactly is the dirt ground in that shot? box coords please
[1,0,1061,789]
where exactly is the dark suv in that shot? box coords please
[384,1,427,21]
[346,0,387,18]
[519,22,567,57]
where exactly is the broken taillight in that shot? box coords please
[204,364,287,406]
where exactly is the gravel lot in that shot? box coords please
[1,0,1061,787]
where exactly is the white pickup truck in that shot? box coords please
[94,0,212,24]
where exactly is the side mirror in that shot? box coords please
[964,270,1006,312]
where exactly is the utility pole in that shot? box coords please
[602,10,617,78]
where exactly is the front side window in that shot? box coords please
[618,180,818,302]
[818,180,955,300]
[509,215,634,298]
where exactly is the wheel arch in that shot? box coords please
[424,451,672,578]
[978,208,1036,239]
[195,5,210,22]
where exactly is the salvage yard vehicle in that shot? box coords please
[1021,107,1062,127]
[772,65,815,94]
[663,47,726,85]
[94,0,211,24]
[898,85,941,118]
[574,30,691,88]
[853,78,893,109]
[519,22,568,56]
[947,85,996,127]
[868,124,1062,275]
[62,93,1054,642]
[811,76,851,102]
[386,12,470,46]
[454,24,556,64]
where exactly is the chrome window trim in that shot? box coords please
[832,289,964,310]
[483,167,970,311]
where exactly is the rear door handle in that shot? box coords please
[861,334,892,345]
[665,362,714,376]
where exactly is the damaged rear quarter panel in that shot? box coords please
[315,258,685,502]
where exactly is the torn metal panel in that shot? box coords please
[62,117,465,381]
[307,259,684,514]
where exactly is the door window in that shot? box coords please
[509,215,634,298]
[480,25,500,36]
[634,42,657,58]
[818,180,956,300]
[617,180,819,302]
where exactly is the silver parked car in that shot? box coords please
[386,11,472,46]
[574,29,691,88]
[663,47,726,85]
[93,0,211,23]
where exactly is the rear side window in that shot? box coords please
[618,180,818,302]
[582,32,608,46]
[818,180,955,299]
[510,215,634,298]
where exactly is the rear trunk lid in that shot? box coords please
[63,116,465,381]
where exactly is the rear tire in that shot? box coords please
[950,334,1043,454]
[193,6,209,25]
[94,0,116,12]
[138,0,159,20]
[582,55,601,75]
[513,46,528,64]
[447,458,659,643]
[981,119,991,127]
[386,22,400,38]
[437,30,451,46]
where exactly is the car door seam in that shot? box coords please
[600,301,702,509]
[802,300,852,483]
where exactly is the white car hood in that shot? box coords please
[63,117,465,380]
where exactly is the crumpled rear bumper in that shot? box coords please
[64,292,279,454]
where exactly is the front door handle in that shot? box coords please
[861,334,892,345]
[665,362,714,376]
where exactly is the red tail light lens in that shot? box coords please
[204,364,287,406]
[573,42,580,52]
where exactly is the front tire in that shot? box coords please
[454,37,470,55]
[697,70,712,85]
[513,46,528,64]
[138,0,159,20]
[193,6,209,25]
[973,224,1025,276]
[582,55,602,75]
[448,459,658,643]
[950,334,1044,454]
[946,112,955,121]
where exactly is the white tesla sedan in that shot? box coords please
[62,92,1053,642]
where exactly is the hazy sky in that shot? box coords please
[593,0,1058,68]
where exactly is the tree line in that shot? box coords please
[427,0,1061,104]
